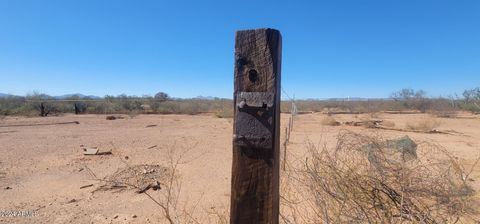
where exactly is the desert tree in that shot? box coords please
[461,87,480,113]
[390,88,429,112]
[155,92,170,101]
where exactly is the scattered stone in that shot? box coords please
[78,168,84,172]
[106,115,116,120]
[4,186,11,190]
[66,199,77,204]
[152,181,161,191]
[136,181,161,193]
[83,147,99,155]
[124,156,129,160]
[132,214,137,218]
[106,115,124,120]
[113,215,119,219]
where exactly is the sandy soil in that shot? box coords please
[1,113,479,223]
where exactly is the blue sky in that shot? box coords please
[0,0,479,99]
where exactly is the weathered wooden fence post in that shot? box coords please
[40,102,46,117]
[230,28,282,224]
[74,103,80,115]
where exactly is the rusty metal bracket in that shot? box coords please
[234,92,275,149]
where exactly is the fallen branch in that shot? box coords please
[376,126,464,135]
[0,121,80,128]
[80,184,94,189]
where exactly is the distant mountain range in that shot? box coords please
[0,93,22,98]
[53,94,101,99]
[0,93,101,99]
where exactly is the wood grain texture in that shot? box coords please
[230,28,282,224]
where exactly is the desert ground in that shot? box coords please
[1,112,479,223]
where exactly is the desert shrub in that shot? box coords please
[320,116,340,126]
[214,108,233,118]
[430,98,457,118]
[390,88,431,112]
[405,117,441,132]
[128,110,139,118]
[461,104,480,114]
[281,131,478,223]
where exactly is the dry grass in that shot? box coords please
[94,164,169,193]
[321,116,340,126]
[214,108,233,118]
[381,120,396,128]
[0,162,5,179]
[84,142,215,224]
[406,117,442,132]
[281,131,478,223]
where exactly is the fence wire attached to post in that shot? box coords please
[282,89,297,171]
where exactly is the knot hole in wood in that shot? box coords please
[248,69,259,83]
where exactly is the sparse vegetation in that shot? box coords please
[2,87,480,117]
[281,131,478,223]
[405,117,442,132]
[320,116,340,126]
[461,87,480,113]
[0,93,231,117]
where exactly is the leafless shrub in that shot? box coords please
[143,144,206,224]
[406,118,441,132]
[321,116,340,126]
[281,131,478,223]
[430,98,458,118]
[205,205,229,224]
[94,164,169,193]
[85,142,212,223]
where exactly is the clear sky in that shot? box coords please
[0,0,479,99]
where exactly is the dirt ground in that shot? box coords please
[1,112,479,223]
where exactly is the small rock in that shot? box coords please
[4,186,11,190]
[113,215,119,219]
[132,214,137,218]
[78,168,84,172]
[152,181,161,191]
[66,199,76,204]
[124,156,129,160]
